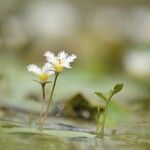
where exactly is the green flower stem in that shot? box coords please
[39,83,46,129]
[44,73,59,122]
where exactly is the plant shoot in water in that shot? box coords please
[44,51,77,122]
[95,83,123,139]
[27,63,54,129]
[27,51,77,129]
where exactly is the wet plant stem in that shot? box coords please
[39,83,46,129]
[99,101,109,138]
[44,73,59,122]
[97,96,112,139]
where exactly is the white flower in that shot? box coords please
[27,63,54,83]
[44,51,77,73]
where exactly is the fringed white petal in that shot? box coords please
[44,51,56,63]
[58,51,68,61]
[64,63,71,69]
[42,63,55,75]
[64,54,77,68]
[27,64,41,75]
[66,54,77,63]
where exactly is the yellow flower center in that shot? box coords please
[54,64,64,73]
[39,73,49,83]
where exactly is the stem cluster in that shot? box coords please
[38,74,59,129]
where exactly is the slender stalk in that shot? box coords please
[97,97,111,139]
[99,102,109,138]
[44,73,59,121]
[96,108,104,138]
[39,83,46,129]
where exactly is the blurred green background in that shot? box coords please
[0,0,150,125]
[0,0,150,150]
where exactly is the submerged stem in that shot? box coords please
[96,108,104,138]
[100,102,109,138]
[97,97,111,139]
[39,83,46,129]
[44,73,59,121]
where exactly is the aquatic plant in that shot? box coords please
[27,63,54,129]
[44,51,77,122]
[27,51,77,129]
[95,83,123,139]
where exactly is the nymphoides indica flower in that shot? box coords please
[27,63,54,83]
[44,51,77,74]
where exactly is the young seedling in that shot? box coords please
[44,51,77,122]
[27,63,54,129]
[95,83,123,139]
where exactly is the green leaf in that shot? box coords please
[95,92,107,101]
[112,83,123,96]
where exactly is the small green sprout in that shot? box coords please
[95,83,123,139]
